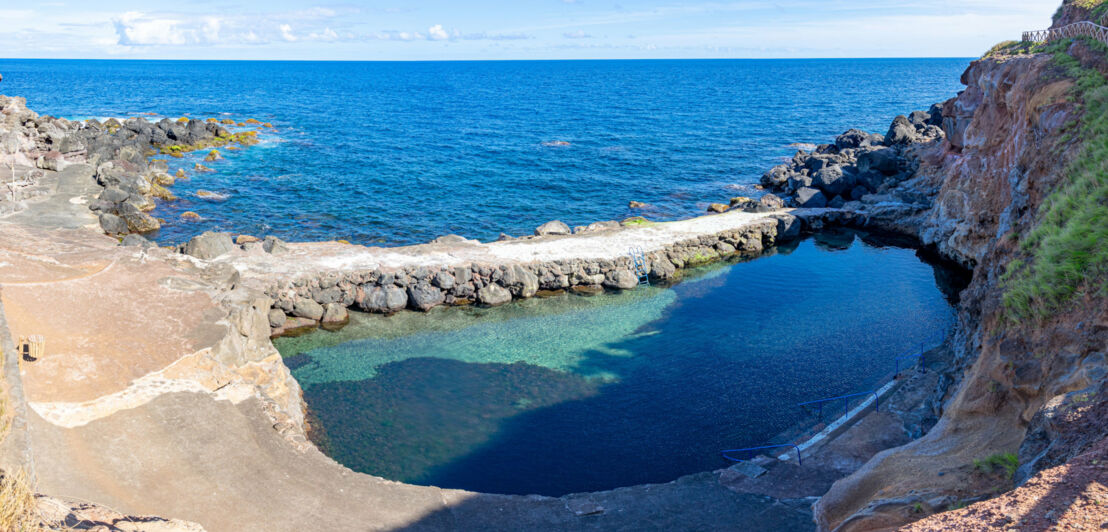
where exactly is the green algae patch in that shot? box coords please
[1002,37,1108,322]
[277,287,677,387]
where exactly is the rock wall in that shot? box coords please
[260,216,802,336]
[813,26,1108,531]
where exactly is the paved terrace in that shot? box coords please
[215,208,803,283]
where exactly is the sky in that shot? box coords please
[0,1,1061,60]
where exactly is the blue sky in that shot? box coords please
[1,1,1059,60]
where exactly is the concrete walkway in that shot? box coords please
[1,164,100,230]
[216,208,806,281]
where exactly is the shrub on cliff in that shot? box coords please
[1003,38,1108,321]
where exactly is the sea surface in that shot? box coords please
[0,58,968,245]
[276,230,962,496]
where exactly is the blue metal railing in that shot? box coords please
[721,444,802,465]
[893,331,946,378]
[798,390,879,421]
[720,330,949,467]
[627,246,650,286]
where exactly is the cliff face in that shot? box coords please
[1052,0,1108,27]
[815,14,1108,531]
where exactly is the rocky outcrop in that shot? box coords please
[759,110,943,211]
[0,94,263,237]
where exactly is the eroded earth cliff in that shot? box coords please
[814,2,1108,529]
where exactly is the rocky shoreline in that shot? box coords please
[0,94,264,236]
[4,12,1107,529]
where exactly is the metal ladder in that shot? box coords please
[627,247,650,286]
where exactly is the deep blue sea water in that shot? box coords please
[276,230,961,496]
[0,58,968,245]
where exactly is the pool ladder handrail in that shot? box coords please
[627,246,650,286]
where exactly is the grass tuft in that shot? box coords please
[974,452,1020,479]
[0,469,40,532]
[1001,37,1108,322]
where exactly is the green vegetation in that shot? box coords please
[1056,1,1108,24]
[974,453,1019,479]
[158,130,260,157]
[983,40,1039,59]
[1079,0,1108,22]
[1002,37,1108,322]
[688,252,714,267]
[620,217,654,227]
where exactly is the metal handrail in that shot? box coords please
[798,390,879,420]
[1023,20,1108,46]
[893,331,946,378]
[721,444,802,465]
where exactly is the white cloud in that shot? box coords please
[428,24,450,40]
[563,30,592,39]
[109,8,356,47]
[280,24,297,42]
[113,12,188,46]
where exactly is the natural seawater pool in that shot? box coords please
[275,230,961,497]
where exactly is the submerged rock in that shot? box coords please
[570,285,605,296]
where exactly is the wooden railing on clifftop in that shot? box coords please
[1023,20,1108,45]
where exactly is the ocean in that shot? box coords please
[0,58,969,245]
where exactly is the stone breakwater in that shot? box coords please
[184,209,814,338]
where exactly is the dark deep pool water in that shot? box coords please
[275,230,961,496]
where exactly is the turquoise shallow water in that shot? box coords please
[276,230,962,496]
[0,58,968,245]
